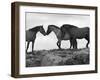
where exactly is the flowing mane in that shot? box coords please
[48,25,60,29]
[28,25,42,31]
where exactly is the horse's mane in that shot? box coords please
[28,25,42,31]
[48,25,60,29]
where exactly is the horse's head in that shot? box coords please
[46,25,60,35]
[46,25,52,35]
[39,25,46,36]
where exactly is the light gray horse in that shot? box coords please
[46,25,73,49]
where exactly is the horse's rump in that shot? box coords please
[26,30,36,41]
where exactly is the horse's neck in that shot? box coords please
[29,29,38,36]
[51,27,61,36]
[30,27,39,33]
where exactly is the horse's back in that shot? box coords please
[70,27,89,38]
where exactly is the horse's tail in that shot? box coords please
[87,27,90,37]
[85,27,90,34]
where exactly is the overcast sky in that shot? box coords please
[26,12,90,51]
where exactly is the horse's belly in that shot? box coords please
[63,34,70,40]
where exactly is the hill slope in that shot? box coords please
[26,48,89,67]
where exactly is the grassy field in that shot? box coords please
[26,48,89,67]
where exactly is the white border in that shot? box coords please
[19,6,95,74]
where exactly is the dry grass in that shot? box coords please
[26,48,89,67]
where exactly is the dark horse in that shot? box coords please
[61,24,90,49]
[61,24,78,49]
[46,25,76,49]
[26,25,46,52]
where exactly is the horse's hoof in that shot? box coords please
[59,48,62,50]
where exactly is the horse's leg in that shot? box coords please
[59,41,61,49]
[74,39,77,49]
[57,40,61,49]
[26,42,30,53]
[57,41,59,48]
[57,41,60,49]
[85,37,89,48]
[73,39,77,49]
[32,40,35,52]
[69,39,73,49]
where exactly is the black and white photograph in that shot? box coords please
[11,2,97,78]
[26,12,90,67]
